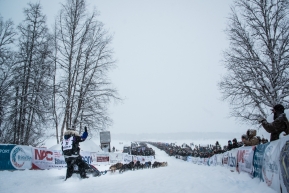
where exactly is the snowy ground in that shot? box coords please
[0,140,276,193]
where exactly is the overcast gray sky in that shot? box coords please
[1,0,266,137]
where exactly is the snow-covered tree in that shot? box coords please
[219,0,289,124]
[7,3,54,145]
[0,16,16,142]
[55,0,119,142]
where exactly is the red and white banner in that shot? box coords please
[32,148,66,169]
[236,146,255,175]
[32,147,52,169]
[222,152,229,167]
[91,153,109,165]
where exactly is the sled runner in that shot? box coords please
[73,157,107,177]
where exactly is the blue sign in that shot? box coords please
[253,143,269,181]
[0,145,16,170]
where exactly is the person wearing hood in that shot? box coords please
[242,129,259,146]
[227,140,233,150]
[61,125,88,180]
[258,104,289,141]
[232,138,240,149]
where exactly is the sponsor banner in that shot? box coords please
[208,156,214,166]
[216,154,223,166]
[0,144,16,170]
[278,136,289,193]
[123,154,133,163]
[253,142,270,181]
[236,146,255,175]
[192,157,198,164]
[109,153,124,164]
[187,156,193,162]
[49,150,66,168]
[228,149,238,171]
[262,140,281,192]
[208,155,218,166]
[182,156,187,161]
[212,154,218,166]
[10,145,32,170]
[145,156,154,163]
[197,157,202,165]
[204,158,208,165]
[132,155,137,163]
[91,153,109,165]
[222,152,229,167]
[32,147,53,169]
[80,151,92,164]
[136,156,146,163]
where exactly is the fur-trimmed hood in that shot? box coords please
[64,130,80,137]
[246,129,257,138]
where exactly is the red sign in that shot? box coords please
[97,156,109,162]
[34,149,53,161]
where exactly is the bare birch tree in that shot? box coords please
[219,0,289,124]
[6,3,54,145]
[55,0,118,142]
[0,16,16,142]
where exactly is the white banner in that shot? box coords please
[145,156,154,163]
[208,155,217,166]
[10,145,32,170]
[279,136,289,193]
[216,154,223,166]
[32,147,52,169]
[203,158,209,165]
[136,156,146,163]
[80,151,92,164]
[261,139,281,192]
[187,156,193,162]
[109,153,124,164]
[91,152,109,165]
[228,149,238,171]
[123,154,133,163]
[50,150,66,168]
[197,157,202,165]
[222,152,229,167]
[208,156,214,166]
[236,146,255,175]
[192,157,198,164]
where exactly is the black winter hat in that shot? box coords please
[273,104,285,111]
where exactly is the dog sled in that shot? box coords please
[73,158,107,177]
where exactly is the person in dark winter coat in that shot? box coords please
[227,140,233,151]
[232,138,239,149]
[62,126,88,180]
[258,104,289,141]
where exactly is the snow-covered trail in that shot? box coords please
[1,145,276,193]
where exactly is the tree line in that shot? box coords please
[0,0,119,146]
